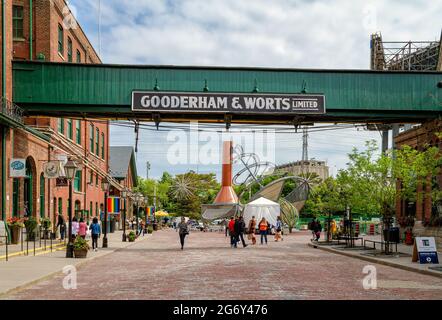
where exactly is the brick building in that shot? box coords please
[394,120,442,222]
[0,0,133,227]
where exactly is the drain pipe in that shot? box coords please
[29,0,32,60]
[2,0,7,220]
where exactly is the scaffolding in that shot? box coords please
[370,31,442,71]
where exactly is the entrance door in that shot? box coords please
[24,158,34,216]
[12,178,19,217]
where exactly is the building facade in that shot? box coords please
[0,0,127,227]
[276,160,329,181]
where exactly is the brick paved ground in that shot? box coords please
[5,229,442,300]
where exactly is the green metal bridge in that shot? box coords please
[12,60,442,124]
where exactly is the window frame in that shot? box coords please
[74,170,82,192]
[67,119,73,139]
[101,133,105,159]
[89,123,94,153]
[58,24,64,55]
[76,50,81,63]
[58,118,65,134]
[67,37,73,62]
[75,120,81,144]
[95,128,99,156]
[12,5,24,39]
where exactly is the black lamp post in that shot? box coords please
[101,178,110,248]
[135,193,142,236]
[64,159,78,258]
[122,188,128,242]
[144,196,149,234]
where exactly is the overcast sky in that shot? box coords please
[69,0,441,180]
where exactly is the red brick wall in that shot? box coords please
[1,0,106,223]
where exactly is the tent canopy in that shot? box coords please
[243,197,280,227]
[155,210,169,217]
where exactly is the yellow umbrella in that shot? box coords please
[155,210,169,217]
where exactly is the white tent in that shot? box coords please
[243,197,280,228]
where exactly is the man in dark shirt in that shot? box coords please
[234,216,248,248]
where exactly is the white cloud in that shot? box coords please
[69,0,441,179]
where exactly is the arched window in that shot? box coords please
[39,173,45,218]
[24,158,34,216]
[58,197,63,215]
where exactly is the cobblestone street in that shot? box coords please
[5,229,442,300]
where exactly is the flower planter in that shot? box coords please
[128,238,135,242]
[10,226,21,244]
[73,248,88,258]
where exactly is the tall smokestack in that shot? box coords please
[214,141,238,204]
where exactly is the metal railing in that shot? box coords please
[1,96,24,124]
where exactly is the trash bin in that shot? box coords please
[383,227,400,243]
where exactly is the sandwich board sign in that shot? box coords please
[412,237,439,264]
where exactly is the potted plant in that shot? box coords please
[40,217,52,239]
[147,226,153,234]
[73,235,90,258]
[6,217,24,244]
[128,231,136,242]
[24,216,38,241]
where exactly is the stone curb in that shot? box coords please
[308,242,442,279]
[0,235,151,298]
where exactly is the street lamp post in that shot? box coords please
[122,188,128,242]
[144,196,149,234]
[101,178,110,248]
[64,159,78,258]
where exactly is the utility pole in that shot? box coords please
[301,127,308,175]
[146,161,150,179]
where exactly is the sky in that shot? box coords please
[67,0,442,180]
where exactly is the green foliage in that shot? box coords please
[24,216,38,234]
[128,231,136,241]
[40,217,51,229]
[73,235,90,250]
[147,225,153,234]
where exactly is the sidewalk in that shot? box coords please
[0,230,151,296]
[309,234,442,279]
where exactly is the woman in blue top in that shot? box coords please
[89,217,101,251]
[274,216,283,242]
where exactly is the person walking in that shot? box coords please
[274,216,283,242]
[258,217,268,245]
[308,218,317,241]
[228,216,236,248]
[314,220,322,241]
[78,217,88,239]
[56,213,66,240]
[89,217,101,251]
[234,216,248,248]
[223,218,229,237]
[178,217,189,250]
[248,216,257,245]
[72,217,79,240]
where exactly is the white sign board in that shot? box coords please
[412,237,439,264]
[0,221,7,239]
[9,158,26,177]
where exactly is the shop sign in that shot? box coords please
[132,91,325,114]
[9,159,26,177]
[412,237,439,264]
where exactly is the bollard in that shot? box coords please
[21,227,24,251]
[34,236,36,256]
[26,232,29,256]
[50,235,53,252]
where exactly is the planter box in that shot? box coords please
[10,226,21,244]
[74,249,88,258]
[128,238,135,242]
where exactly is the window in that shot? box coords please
[76,120,81,144]
[58,24,64,55]
[67,119,73,139]
[95,128,99,156]
[95,202,98,216]
[89,124,94,153]
[89,201,93,219]
[74,170,82,192]
[13,6,24,39]
[96,175,99,186]
[58,197,63,215]
[90,170,93,184]
[40,174,45,218]
[76,50,81,63]
[67,37,73,62]
[101,133,105,159]
[58,118,64,134]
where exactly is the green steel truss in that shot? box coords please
[12,60,442,124]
